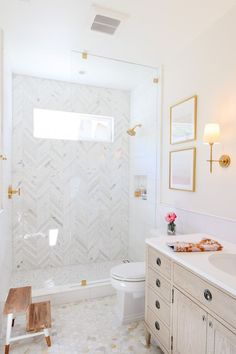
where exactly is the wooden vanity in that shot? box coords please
[145,234,236,354]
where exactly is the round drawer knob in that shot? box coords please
[155,321,160,331]
[156,279,161,288]
[209,321,213,328]
[155,300,160,309]
[156,257,161,266]
[204,289,212,302]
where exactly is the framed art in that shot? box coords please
[170,95,197,144]
[169,148,196,192]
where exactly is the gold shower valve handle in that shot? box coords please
[8,185,21,199]
[0,154,7,161]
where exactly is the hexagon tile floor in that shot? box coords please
[1,295,163,354]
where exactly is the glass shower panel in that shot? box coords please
[11,53,158,294]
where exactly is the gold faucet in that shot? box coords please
[8,185,21,199]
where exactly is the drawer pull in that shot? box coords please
[155,300,160,309]
[156,257,161,266]
[156,279,161,288]
[204,289,212,302]
[155,321,160,331]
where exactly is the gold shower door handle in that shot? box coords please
[0,154,7,160]
[8,185,21,199]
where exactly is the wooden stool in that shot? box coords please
[3,286,52,353]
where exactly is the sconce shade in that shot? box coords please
[203,123,220,144]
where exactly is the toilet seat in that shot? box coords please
[111,262,145,282]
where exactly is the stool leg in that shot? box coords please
[4,345,10,354]
[44,328,51,347]
[5,313,13,354]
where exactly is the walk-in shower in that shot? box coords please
[11,52,159,303]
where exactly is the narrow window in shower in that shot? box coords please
[33,108,114,142]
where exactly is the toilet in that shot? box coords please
[110,262,145,324]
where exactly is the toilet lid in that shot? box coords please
[111,262,145,281]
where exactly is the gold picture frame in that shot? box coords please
[170,95,197,145]
[169,147,196,192]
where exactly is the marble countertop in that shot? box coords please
[146,233,236,298]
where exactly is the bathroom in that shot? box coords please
[1,1,236,353]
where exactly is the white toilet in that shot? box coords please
[110,262,145,324]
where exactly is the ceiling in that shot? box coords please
[0,0,235,88]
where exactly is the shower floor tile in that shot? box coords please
[11,261,122,290]
[1,295,162,354]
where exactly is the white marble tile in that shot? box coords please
[1,296,162,354]
[11,261,122,290]
[12,74,130,271]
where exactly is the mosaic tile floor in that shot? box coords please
[2,296,163,354]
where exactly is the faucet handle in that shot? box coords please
[0,154,7,161]
[8,185,21,199]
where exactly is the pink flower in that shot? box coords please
[165,212,177,224]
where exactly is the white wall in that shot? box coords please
[0,30,12,333]
[128,73,159,260]
[158,6,236,242]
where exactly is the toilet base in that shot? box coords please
[114,290,145,324]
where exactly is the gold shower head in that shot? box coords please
[127,124,142,136]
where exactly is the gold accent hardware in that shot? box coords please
[127,124,142,136]
[82,52,88,60]
[219,155,231,168]
[207,144,231,173]
[153,78,159,84]
[0,154,7,160]
[8,185,21,199]
[81,280,87,286]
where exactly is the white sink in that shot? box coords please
[209,253,236,276]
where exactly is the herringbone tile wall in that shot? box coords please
[12,74,130,271]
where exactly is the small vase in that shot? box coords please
[167,222,176,235]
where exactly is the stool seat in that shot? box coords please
[4,287,31,315]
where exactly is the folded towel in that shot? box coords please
[167,238,223,252]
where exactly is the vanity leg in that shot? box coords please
[145,328,151,347]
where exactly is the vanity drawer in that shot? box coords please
[147,286,171,327]
[147,267,172,303]
[148,246,171,280]
[173,263,236,329]
[146,307,170,351]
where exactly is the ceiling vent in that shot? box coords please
[90,4,129,35]
[91,15,121,35]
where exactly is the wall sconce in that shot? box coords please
[203,123,231,173]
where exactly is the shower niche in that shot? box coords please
[134,175,147,200]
